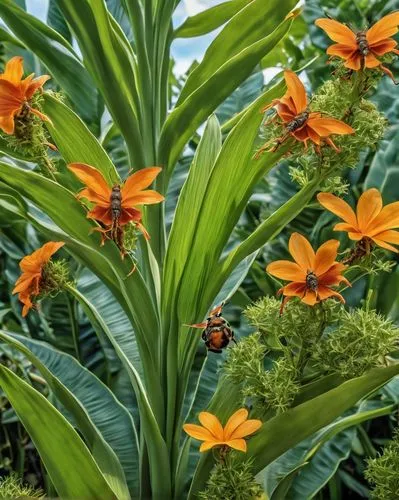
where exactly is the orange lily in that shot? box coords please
[183,408,262,452]
[266,232,350,309]
[257,70,354,155]
[68,163,164,254]
[0,56,50,135]
[318,188,399,254]
[12,242,65,317]
[315,13,399,81]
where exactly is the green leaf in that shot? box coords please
[174,0,251,38]
[189,364,399,496]
[43,94,119,185]
[0,330,137,498]
[56,0,145,166]
[159,12,296,175]
[0,0,99,123]
[67,284,172,499]
[0,364,116,499]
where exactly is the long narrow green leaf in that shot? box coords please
[0,331,135,499]
[159,15,294,175]
[0,0,98,122]
[177,0,297,104]
[43,94,119,185]
[0,364,116,499]
[56,0,145,167]
[174,0,251,38]
[67,285,172,499]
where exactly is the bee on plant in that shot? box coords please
[188,302,236,353]
[255,70,354,157]
[315,12,399,82]
[68,163,164,258]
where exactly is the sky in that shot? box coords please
[27,0,224,75]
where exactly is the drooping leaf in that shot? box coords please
[0,364,117,499]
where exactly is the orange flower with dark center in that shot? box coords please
[0,56,50,135]
[183,408,262,452]
[318,189,399,257]
[256,70,354,155]
[12,242,65,317]
[315,13,399,81]
[68,163,164,255]
[266,233,350,310]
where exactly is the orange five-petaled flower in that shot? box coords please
[0,56,50,135]
[183,408,262,452]
[12,242,64,317]
[257,70,354,155]
[318,188,399,253]
[315,13,399,81]
[266,232,350,310]
[68,163,164,255]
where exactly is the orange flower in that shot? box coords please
[183,408,262,452]
[0,56,50,135]
[318,188,399,254]
[68,163,164,255]
[266,232,350,308]
[12,242,65,317]
[257,70,354,155]
[315,13,399,81]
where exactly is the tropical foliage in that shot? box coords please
[0,0,398,499]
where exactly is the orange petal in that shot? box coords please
[366,200,399,235]
[280,281,306,297]
[199,441,224,452]
[313,239,340,275]
[25,74,51,100]
[364,53,381,68]
[122,167,162,197]
[344,53,362,71]
[370,38,398,55]
[224,439,247,452]
[210,304,223,316]
[301,290,318,306]
[317,192,358,227]
[229,420,262,440]
[68,163,111,201]
[223,409,248,440]
[306,116,354,137]
[12,273,40,294]
[371,237,399,253]
[284,70,307,114]
[183,424,215,442]
[266,260,305,281]
[88,205,113,226]
[0,115,16,135]
[326,43,356,59]
[317,286,345,303]
[77,187,110,207]
[188,322,208,329]
[0,79,23,112]
[356,189,382,232]
[315,18,357,45]
[366,12,399,45]
[288,232,315,271]
[371,230,399,252]
[333,222,359,233]
[198,412,224,440]
[1,56,24,84]
[122,190,164,207]
[36,241,65,264]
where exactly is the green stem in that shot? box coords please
[66,293,82,364]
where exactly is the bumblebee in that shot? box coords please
[188,303,236,353]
